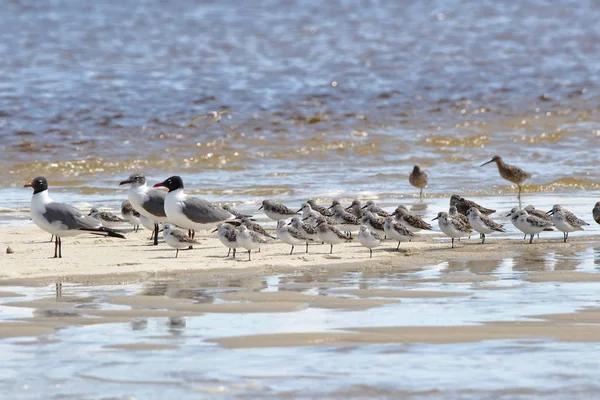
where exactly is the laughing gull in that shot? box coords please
[24,177,125,258]
[154,176,234,237]
[119,173,167,245]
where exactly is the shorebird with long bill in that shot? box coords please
[481,155,531,198]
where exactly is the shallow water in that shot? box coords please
[2,247,600,399]
[1,0,600,224]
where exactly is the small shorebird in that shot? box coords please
[450,195,495,216]
[25,177,125,258]
[259,199,299,221]
[89,207,127,228]
[345,199,363,218]
[449,206,471,229]
[361,200,389,217]
[507,208,553,244]
[289,216,320,243]
[358,225,382,258]
[481,155,531,198]
[361,210,386,236]
[466,207,505,244]
[222,204,253,219]
[593,202,600,225]
[329,202,361,235]
[392,205,432,233]
[120,172,168,245]
[524,205,553,239]
[300,203,335,226]
[547,205,589,242]
[432,211,472,248]
[186,110,230,126]
[409,165,428,198]
[163,224,200,258]
[212,223,240,258]
[276,221,313,255]
[307,199,333,217]
[315,217,352,254]
[384,216,415,250]
[121,200,140,232]
[237,225,274,261]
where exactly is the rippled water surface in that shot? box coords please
[1,0,600,222]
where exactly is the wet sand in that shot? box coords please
[2,226,600,285]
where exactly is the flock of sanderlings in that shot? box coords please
[22,155,600,260]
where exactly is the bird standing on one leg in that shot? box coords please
[481,155,531,199]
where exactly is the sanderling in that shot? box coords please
[276,221,314,255]
[89,207,127,228]
[361,200,389,217]
[449,206,471,230]
[361,210,386,236]
[392,205,432,233]
[315,217,352,254]
[259,199,299,221]
[481,155,531,198]
[523,205,553,239]
[384,216,416,250]
[237,225,274,261]
[300,202,334,226]
[467,207,505,244]
[547,205,589,242]
[226,217,275,240]
[163,224,200,258]
[222,204,253,219]
[121,200,141,232]
[329,202,361,235]
[345,199,363,218]
[25,177,125,258]
[212,223,240,258]
[289,216,320,243]
[186,110,230,126]
[506,208,553,244]
[358,225,382,258]
[450,195,495,216]
[593,202,600,225]
[432,211,472,248]
[307,199,333,217]
[409,165,428,198]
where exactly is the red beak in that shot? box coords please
[23,183,32,188]
[153,182,165,188]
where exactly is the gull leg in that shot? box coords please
[153,224,159,245]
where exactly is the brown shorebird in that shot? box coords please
[481,155,531,198]
[594,202,600,225]
[450,195,495,216]
[409,165,428,198]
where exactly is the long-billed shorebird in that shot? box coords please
[432,211,472,248]
[392,205,432,233]
[593,202,600,225]
[384,216,415,250]
[358,225,382,258]
[507,208,553,244]
[547,205,589,242]
[467,207,505,244]
[259,199,299,221]
[481,155,531,198]
[450,195,495,216]
[409,165,428,198]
